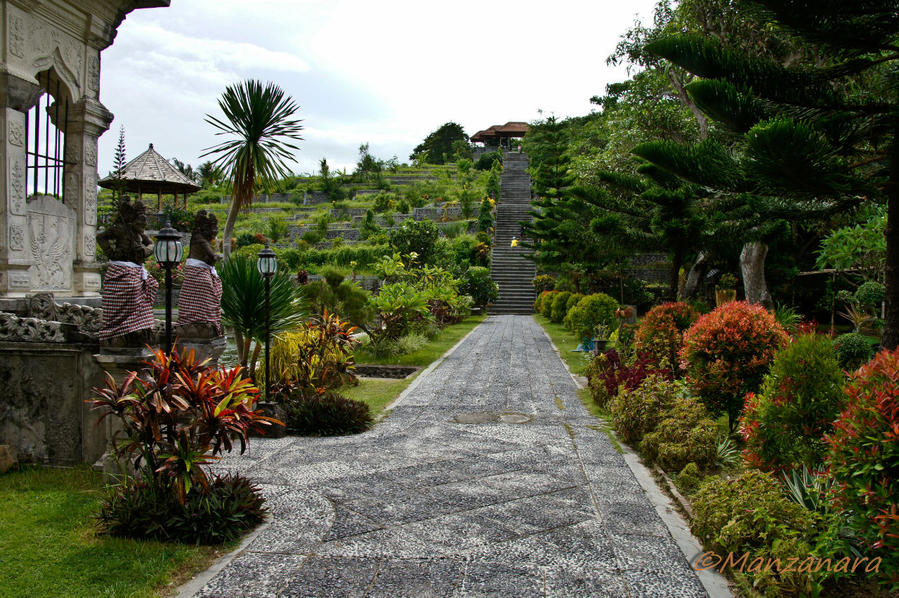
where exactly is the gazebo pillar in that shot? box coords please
[63,98,113,296]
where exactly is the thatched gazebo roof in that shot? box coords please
[471,122,530,144]
[99,143,200,208]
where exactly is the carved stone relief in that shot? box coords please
[27,197,74,291]
[9,158,25,215]
[9,14,25,59]
[87,55,100,93]
[83,231,96,260]
[9,271,31,290]
[0,313,66,342]
[84,138,97,167]
[83,174,97,224]
[9,225,24,251]
[8,121,24,147]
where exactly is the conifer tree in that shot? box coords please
[641,0,899,344]
[112,125,127,207]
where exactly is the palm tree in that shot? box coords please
[201,80,303,258]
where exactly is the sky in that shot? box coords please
[97,0,659,179]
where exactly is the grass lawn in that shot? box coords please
[0,467,225,598]
[345,314,487,416]
[354,314,486,366]
[534,315,593,376]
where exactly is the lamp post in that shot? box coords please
[256,245,278,402]
[154,219,183,355]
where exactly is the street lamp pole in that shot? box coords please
[154,219,183,355]
[257,245,278,402]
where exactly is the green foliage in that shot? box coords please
[460,266,498,307]
[266,216,289,244]
[692,470,825,597]
[682,301,789,431]
[369,281,432,344]
[549,291,572,324]
[302,230,323,245]
[833,332,874,371]
[410,122,469,165]
[565,293,584,316]
[609,374,678,443]
[827,348,899,586]
[676,462,702,496]
[641,397,718,472]
[219,254,306,368]
[388,218,439,265]
[477,197,494,232]
[816,210,886,282]
[98,474,265,545]
[475,150,502,171]
[564,293,619,340]
[855,280,885,310]
[532,274,556,293]
[235,232,257,249]
[89,347,271,511]
[539,290,559,318]
[281,389,372,436]
[299,269,372,328]
[634,302,698,372]
[739,334,845,472]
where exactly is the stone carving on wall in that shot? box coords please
[8,121,24,147]
[8,271,30,290]
[28,197,74,291]
[0,313,66,343]
[9,225,24,251]
[84,138,97,167]
[26,292,103,333]
[87,55,100,93]
[83,231,96,260]
[9,158,25,214]
[9,14,25,58]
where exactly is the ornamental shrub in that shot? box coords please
[692,470,826,597]
[539,290,559,318]
[583,349,671,409]
[641,397,717,472]
[739,335,845,472]
[833,332,874,371]
[565,293,584,320]
[827,348,899,588]
[634,302,699,373]
[549,291,572,324]
[564,293,619,340]
[609,375,679,443]
[681,301,789,431]
[388,218,439,265]
[854,280,885,310]
[460,266,498,307]
[532,274,555,293]
[98,473,266,544]
[282,388,373,436]
[534,290,552,312]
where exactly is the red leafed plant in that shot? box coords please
[681,301,788,431]
[634,302,699,374]
[90,346,274,503]
[584,349,672,408]
[827,347,899,589]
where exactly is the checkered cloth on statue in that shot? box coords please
[177,258,223,335]
[99,261,158,340]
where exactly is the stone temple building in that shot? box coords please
[0,1,170,466]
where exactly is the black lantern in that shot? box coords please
[154,219,183,355]
[257,245,277,402]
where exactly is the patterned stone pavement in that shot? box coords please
[189,315,713,597]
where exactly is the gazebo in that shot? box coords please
[470,121,530,148]
[99,143,200,211]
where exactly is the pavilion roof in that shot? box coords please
[98,143,200,195]
[470,122,530,143]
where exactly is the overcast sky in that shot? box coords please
[97,0,658,179]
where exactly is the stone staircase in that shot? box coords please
[490,151,536,314]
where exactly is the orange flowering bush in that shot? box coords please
[681,301,789,430]
[827,348,899,589]
[634,302,699,373]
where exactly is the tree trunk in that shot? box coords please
[669,249,684,301]
[882,135,899,349]
[221,196,242,260]
[680,252,708,300]
[740,241,773,308]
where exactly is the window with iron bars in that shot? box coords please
[25,70,70,200]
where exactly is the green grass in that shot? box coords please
[534,315,592,375]
[0,466,222,598]
[354,315,486,366]
[343,378,413,419]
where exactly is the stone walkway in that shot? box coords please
[190,316,712,597]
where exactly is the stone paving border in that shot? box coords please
[536,323,732,598]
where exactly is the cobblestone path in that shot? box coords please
[191,315,712,597]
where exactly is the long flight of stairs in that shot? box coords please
[489,151,536,314]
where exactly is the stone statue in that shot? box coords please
[97,198,158,345]
[96,198,153,264]
[178,210,224,340]
[187,210,219,265]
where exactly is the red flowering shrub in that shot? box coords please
[681,301,789,430]
[634,302,699,373]
[253,232,268,245]
[827,348,899,588]
[739,334,845,472]
[584,349,671,408]
[534,290,552,312]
